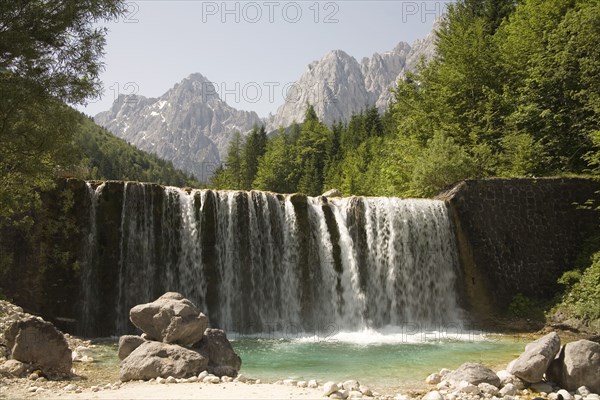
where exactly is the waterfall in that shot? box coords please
[80,183,463,336]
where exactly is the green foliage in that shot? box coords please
[508,293,535,318]
[554,251,600,322]
[70,112,201,187]
[0,0,126,224]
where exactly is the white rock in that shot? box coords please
[187,376,197,383]
[166,376,177,383]
[203,376,220,384]
[308,379,319,388]
[575,395,583,400]
[297,381,308,388]
[349,390,363,399]
[427,374,443,385]
[324,381,339,396]
[235,374,247,383]
[550,393,560,400]
[440,368,452,377]
[479,383,500,396]
[585,395,600,400]
[64,384,77,391]
[359,385,372,396]
[423,390,444,400]
[156,377,165,384]
[557,389,574,400]
[343,380,360,391]
[577,387,591,397]
[330,392,345,399]
[255,379,261,384]
[394,394,411,400]
[339,389,350,399]
[500,383,517,396]
[177,378,187,383]
[91,386,99,392]
[283,379,298,386]
[28,387,39,393]
[198,371,208,380]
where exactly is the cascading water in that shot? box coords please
[79,182,463,336]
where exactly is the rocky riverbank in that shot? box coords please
[2,296,600,400]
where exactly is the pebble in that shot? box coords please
[586,395,600,400]
[297,380,308,388]
[343,380,360,391]
[156,377,166,384]
[91,386,99,392]
[349,390,363,399]
[187,376,197,383]
[359,385,372,396]
[426,374,442,385]
[283,379,298,386]
[578,388,591,397]
[440,368,452,377]
[64,384,77,391]
[166,376,177,384]
[557,389,573,400]
[234,374,247,383]
[308,379,319,388]
[423,390,444,400]
[28,387,38,393]
[330,392,345,399]
[479,383,499,396]
[575,396,583,400]
[28,373,39,381]
[198,371,208,380]
[255,379,261,384]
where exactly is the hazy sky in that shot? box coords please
[80,1,445,118]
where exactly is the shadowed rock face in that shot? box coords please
[547,340,600,393]
[194,329,241,378]
[3,317,72,377]
[507,332,561,383]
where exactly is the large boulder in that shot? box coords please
[507,332,561,383]
[119,341,208,381]
[547,340,600,393]
[129,292,208,346]
[118,335,146,360]
[195,328,241,377]
[446,363,501,387]
[3,317,72,376]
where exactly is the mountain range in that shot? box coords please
[95,28,437,181]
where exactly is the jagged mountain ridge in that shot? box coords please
[95,73,262,181]
[95,28,437,181]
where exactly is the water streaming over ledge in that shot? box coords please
[80,182,463,336]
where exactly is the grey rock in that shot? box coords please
[0,359,27,377]
[499,383,518,396]
[194,328,241,377]
[129,292,208,346]
[119,341,208,381]
[446,363,501,387]
[557,389,574,400]
[547,340,600,393]
[507,332,561,383]
[117,335,146,360]
[4,317,72,376]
